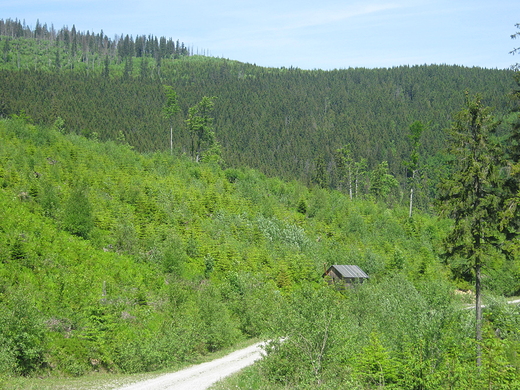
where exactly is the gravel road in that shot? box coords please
[116,341,266,390]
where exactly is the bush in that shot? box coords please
[197,285,241,352]
[45,335,90,376]
[261,285,353,386]
[486,264,520,296]
[62,186,94,239]
[0,292,46,376]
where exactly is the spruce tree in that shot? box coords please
[62,186,94,239]
[437,93,504,366]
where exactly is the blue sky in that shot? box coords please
[2,0,519,70]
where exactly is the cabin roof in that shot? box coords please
[327,265,369,279]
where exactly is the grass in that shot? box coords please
[1,371,161,390]
[1,338,263,390]
[209,364,278,390]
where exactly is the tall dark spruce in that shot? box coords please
[437,92,504,366]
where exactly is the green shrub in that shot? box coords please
[45,335,90,376]
[0,292,46,376]
[62,186,94,239]
[224,168,242,183]
[197,285,241,352]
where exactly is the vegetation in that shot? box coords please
[0,18,517,210]
[438,93,506,366]
[1,17,520,389]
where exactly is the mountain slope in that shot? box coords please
[0,24,516,193]
[0,116,460,377]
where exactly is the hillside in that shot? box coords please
[1,114,520,388]
[0,19,517,208]
[0,116,439,371]
[1,19,520,389]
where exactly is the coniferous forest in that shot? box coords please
[1,17,520,389]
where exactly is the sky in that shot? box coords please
[2,0,519,70]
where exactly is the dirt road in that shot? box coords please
[463,298,520,310]
[116,341,266,390]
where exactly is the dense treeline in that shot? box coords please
[0,18,190,65]
[0,70,166,149]
[0,21,516,210]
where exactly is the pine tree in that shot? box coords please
[102,55,109,78]
[313,155,328,188]
[437,92,504,366]
[2,37,10,63]
[510,23,520,71]
[62,186,94,239]
[71,25,77,57]
[499,37,520,264]
[54,48,61,70]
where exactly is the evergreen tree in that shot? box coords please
[437,93,504,366]
[123,57,133,79]
[62,186,94,239]
[2,37,10,63]
[102,55,109,78]
[71,25,77,57]
[139,57,149,79]
[354,158,368,198]
[511,23,520,71]
[54,48,61,70]
[62,28,70,51]
[500,35,520,260]
[313,155,328,189]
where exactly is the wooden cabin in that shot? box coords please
[323,265,369,286]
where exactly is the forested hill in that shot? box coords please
[2,19,520,388]
[0,19,516,202]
